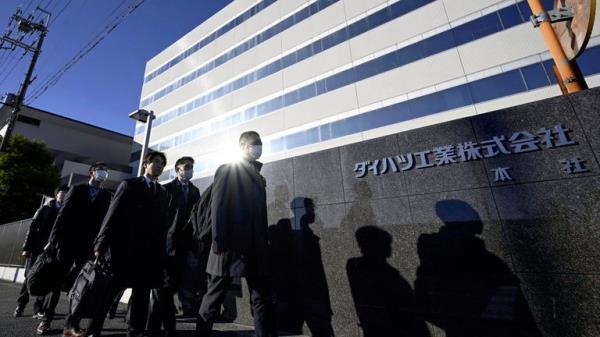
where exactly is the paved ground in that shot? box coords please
[0,280,255,337]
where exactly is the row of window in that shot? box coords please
[147,0,551,149]
[139,0,553,135]
[157,45,600,181]
[137,0,435,134]
[144,0,277,83]
[140,0,339,108]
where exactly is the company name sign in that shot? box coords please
[353,123,589,181]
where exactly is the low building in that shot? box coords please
[0,104,133,190]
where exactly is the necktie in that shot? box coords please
[150,181,156,195]
[182,184,189,201]
[89,187,98,201]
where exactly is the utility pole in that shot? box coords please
[0,7,50,152]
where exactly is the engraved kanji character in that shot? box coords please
[509,131,540,153]
[560,157,590,175]
[480,136,511,158]
[354,161,369,178]
[538,124,577,149]
[381,157,399,174]
[368,160,382,176]
[433,145,457,165]
[396,154,415,171]
[457,141,483,161]
[414,151,434,169]
[491,167,512,182]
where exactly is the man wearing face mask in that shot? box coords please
[14,186,68,319]
[88,151,169,337]
[39,162,113,336]
[196,131,275,337]
[148,156,200,336]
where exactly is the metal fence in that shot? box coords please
[0,218,31,266]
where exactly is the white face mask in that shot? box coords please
[247,145,262,160]
[180,168,193,181]
[95,170,108,182]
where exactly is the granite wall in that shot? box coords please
[194,89,600,337]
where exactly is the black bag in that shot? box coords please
[27,251,61,296]
[68,257,113,318]
[191,183,213,247]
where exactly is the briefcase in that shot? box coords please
[27,251,61,296]
[68,257,113,318]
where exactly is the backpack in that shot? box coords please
[190,183,213,249]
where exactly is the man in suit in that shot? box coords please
[196,131,275,337]
[89,151,169,337]
[14,186,68,319]
[148,156,200,336]
[38,162,112,336]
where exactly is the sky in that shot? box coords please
[0,0,233,136]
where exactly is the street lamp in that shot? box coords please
[129,109,155,176]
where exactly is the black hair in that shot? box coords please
[174,156,195,169]
[238,131,261,145]
[143,151,167,166]
[89,161,107,173]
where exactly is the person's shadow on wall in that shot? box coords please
[346,225,431,337]
[414,199,540,337]
[268,197,335,337]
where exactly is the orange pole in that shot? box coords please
[527,0,584,94]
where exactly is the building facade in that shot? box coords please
[136,0,600,182]
[0,105,133,190]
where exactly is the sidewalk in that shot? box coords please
[0,280,255,337]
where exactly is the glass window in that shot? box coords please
[319,124,332,141]
[324,71,346,92]
[268,138,285,153]
[298,83,317,101]
[577,45,600,74]
[542,60,557,84]
[331,115,362,138]
[316,79,327,94]
[421,30,455,55]
[348,18,368,38]
[469,70,526,103]
[285,132,307,149]
[283,91,299,106]
[362,104,403,130]
[366,8,388,29]
[296,44,312,62]
[521,63,550,90]
[499,5,523,29]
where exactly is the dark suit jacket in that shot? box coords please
[206,159,268,277]
[23,200,60,255]
[48,184,112,262]
[164,178,200,258]
[94,177,168,288]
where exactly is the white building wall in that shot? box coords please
[135,0,600,181]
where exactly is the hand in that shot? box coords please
[94,251,100,257]
[21,251,30,257]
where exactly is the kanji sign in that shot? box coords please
[354,123,584,179]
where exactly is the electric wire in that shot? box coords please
[27,0,145,104]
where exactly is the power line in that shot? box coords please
[27,0,145,104]
[48,0,74,27]
[0,52,26,87]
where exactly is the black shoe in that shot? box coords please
[13,306,24,317]
[195,315,213,337]
[33,312,46,320]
